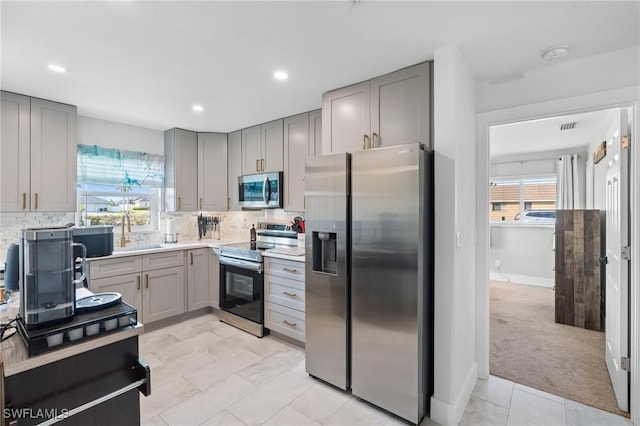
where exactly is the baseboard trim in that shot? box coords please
[430,362,478,425]
[490,272,554,288]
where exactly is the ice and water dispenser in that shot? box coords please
[312,231,337,275]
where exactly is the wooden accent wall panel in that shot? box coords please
[555,210,602,331]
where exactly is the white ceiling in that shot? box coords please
[490,108,618,162]
[1,1,639,134]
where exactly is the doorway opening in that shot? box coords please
[488,106,632,417]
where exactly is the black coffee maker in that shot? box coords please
[19,227,87,329]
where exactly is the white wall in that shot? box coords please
[78,115,164,154]
[491,158,556,177]
[477,47,639,113]
[490,224,555,287]
[431,46,478,426]
[587,109,622,211]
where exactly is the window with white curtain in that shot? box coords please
[77,144,165,231]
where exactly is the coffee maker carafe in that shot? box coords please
[19,227,87,329]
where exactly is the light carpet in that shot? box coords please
[490,280,628,417]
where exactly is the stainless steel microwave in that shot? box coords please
[238,171,283,209]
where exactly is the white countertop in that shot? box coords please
[88,239,245,260]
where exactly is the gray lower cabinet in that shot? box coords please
[209,249,220,308]
[322,61,432,154]
[264,257,306,342]
[187,248,209,311]
[89,251,186,324]
[143,266,185,323]
[1,91,77,212]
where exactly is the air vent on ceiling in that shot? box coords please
[560,122,577,131]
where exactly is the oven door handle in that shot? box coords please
[219,256,263,273]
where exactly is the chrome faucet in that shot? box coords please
[120,213,131,247]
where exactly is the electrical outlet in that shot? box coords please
[494,260,501,268]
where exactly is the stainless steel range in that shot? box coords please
[218,222,298,337]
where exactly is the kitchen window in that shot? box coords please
[489,176,557,223]
[77,144,165,231]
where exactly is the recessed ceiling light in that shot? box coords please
[541,45,570,62]
[274,71,289,81]
[47,64,67,73]
[192,105,204,112]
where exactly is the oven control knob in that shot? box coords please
[285,225,292,231]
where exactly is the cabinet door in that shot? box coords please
[187,248,209,311]
[0,92,30,212]
[321,81,370,154]
[283,113,309,212]
[208,249,220,308]
[175,129,199,211]
[261,119,283,172]
[142,266,185,323]
[198,132,228,211]
[30,98,77,211]
[309,109,322,157]
[241,125,262,174]
[90,273,143,313]
[227,130,242,211]
[370,62,431,149]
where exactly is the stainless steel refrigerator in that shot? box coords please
[305,143,433,424]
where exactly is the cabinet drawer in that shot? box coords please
[142,250,185,271]
[265,258,305,281]
[89,256,142,280]
[265,274,305,312]
[264,302,305,343]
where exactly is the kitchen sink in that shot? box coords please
[114,244,164,252]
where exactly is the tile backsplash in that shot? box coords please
[0,210,303,263]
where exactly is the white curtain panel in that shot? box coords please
[556,154,581,209]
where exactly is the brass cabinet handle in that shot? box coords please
[190,252,194,265]
[22,193,26,210]
[362,134,367,150]
[283,291,298,297]
[34,193,38,210]
[371,132,377,149]
[256,159,260,171]
[145,274,149,289]
[228,197,230,210]
[261,158,264,171]
[199,198,202,210]
[283,267,298,274]
[282,319,297,327]
[136,276,141,290]
[177,197,181,210]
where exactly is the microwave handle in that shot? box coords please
[262,177,268,204]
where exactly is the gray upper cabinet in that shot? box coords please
[321,61,432,154]
[227,130,242,210]
[1,92,77,212]
[242,119,284,174]
[309,108,322,157]
[322,81,370,154]
[284,112,311,212]
[241,124,262,174]
[198,132,228,211]
[164,128,198,211]
[370,62,431,149]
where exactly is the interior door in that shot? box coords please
[605,108,630,411]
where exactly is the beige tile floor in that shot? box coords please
[140,313,632,426]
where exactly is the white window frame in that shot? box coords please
[77,185,160,232]
[489,173,557,224]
